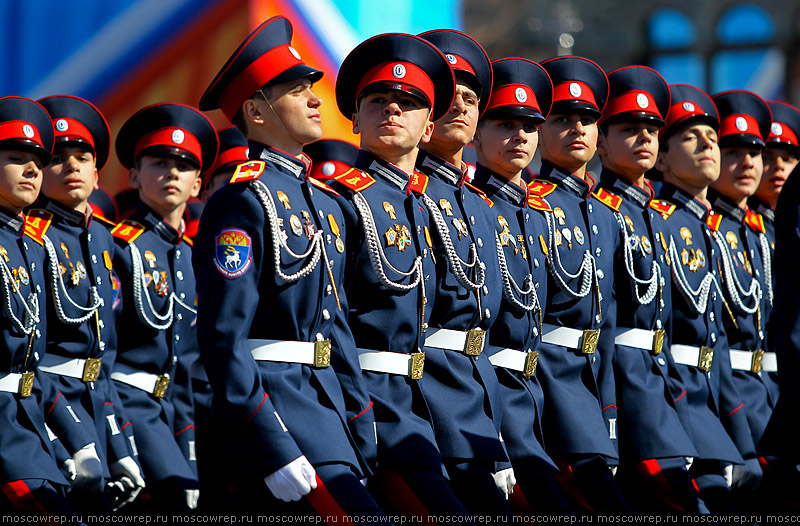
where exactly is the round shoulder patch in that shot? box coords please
[214,229,253,279]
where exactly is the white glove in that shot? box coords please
[731,458,762,491]
[685,457,694,471]
[72,443,103,492]
[61,458,77,483]
[723,463,733,487]
[264,456,317,502]
[107,456,145,511]
[610,465,618,477]
[492,468,516,499]
[185,489,200,509]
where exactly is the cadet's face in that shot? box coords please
[474,117,539,180]
[43,146,98,211]
[599,121,660,180]
[538,112,598,172]
[756,146,797,208]
[429,81,480,150]
[657,123,720,191]
[714,146,763,204]
[263,78,323,147]
[129,155,201,215]
[0,149,42,214]
[353,90,433,157]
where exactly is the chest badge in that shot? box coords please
[624,215,635,232]
[60,242,70,259]
[383,202,397,220]
[277,191,291,209]
[574,226,585,245]
[641,235,652,254]
[0,245,8,262]
[144,250,157,269]
[680,226,693,245]
[385,225,412,252]
[327,214,345,253]
[439,199,454,217]
[553,207,566,225]
[452,218,469,240]
[289,215,303,236]
[725,231,738,250]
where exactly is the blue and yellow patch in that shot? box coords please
[214,229,252,279]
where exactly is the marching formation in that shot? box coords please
[2,14,800,522]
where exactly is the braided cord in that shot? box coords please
[130,242,174,330]
[668,235,713,314]
[758,232,773,308]
[43,235,103,325]
[614,212,659,305]
[0,257,39,334]
[544,210,593,298]
[494,231,538,313]
[712,231,760,315]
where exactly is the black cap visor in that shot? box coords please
[0,139,51,166]
[137,145,201,170]
[483,105,544,124]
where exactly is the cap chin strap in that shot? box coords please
[259,89,303,153]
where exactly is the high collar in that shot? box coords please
[657,183,710,221]
[38,196,91,228]
[0,207,23,234]
[132,202,184,245]
[708,189,746,224]
[473,164,528,207]
[599,168,652,209]
[416,149,466,187]
[750,197,775,223]
[538,160,593,199]
[355,149,411,192]
[248,141,310,180]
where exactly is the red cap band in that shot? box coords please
[355,61,435,108]
[444,53,477,76]
[552,81,598,109]
[52,117,94,149]
[134,127,203,168]
[664,100,710,132]
[0,120,44,148]
[602,90,662,122]
[720,114,762,140]
[218,44,305,121]
[767,121,798,147]
[487,84,541,113]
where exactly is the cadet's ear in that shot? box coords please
[351,113,360,135]
[190,173,202,198]
[128,168,140,189]
[92,166,99,191]
[418,117,435,145]
[654,151,669,174]
[243,99,265,126]
[596,132,608,158]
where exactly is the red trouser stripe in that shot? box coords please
[1,480,58,524]
[305,475,348,526]
[377,469,437,525]
[637,459,687,512]
[552,462,594,513]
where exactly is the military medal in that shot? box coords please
[562,228,572,250]
[555,229,563,247]
[10,268,20,291]
[383,202,397,220]
[76,261,87,280]
[452,218,469,240]
[518,235,527,260]
[103,250,114,282]
[60,242,70,259]
[574,226,585,245]
[424,226,436,263]
[725,231,738,250]
[680,226,693,245]
[59,262,67,276]
[144,250,157,269]
[681,248,690,265]
[69,263,80,286]
[397,225,412,252]
[689,250,699,272]
[695,249,705,268]
[385,227,398,247]
[301,210,315,239]
[327,214,345,253]
[641,235,652,254]
[439,199,453,216]
[18,267,29,286]
[553,207,566,225]
[736,251,744,267]
[624,215,635,232]
[155,273,169,297]
[277,191,291,209]
[289,215,303,236]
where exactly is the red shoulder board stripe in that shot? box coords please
[408,170,428,195]
[230,160,265,184]
[706,212,722,231]
[464,182,494,208]
[92,214,117,229]
[744,210,766,234]
[649,199,676,220]
[334,168,376,193]
[527,194,552,212]
[309,177,340,197]
[23,209,53,246]
[181,235,194,247]
[528,179,557,198]
[111,220,146,244]
[592,188,622,212]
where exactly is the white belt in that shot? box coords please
[0,372,34,396]
[730,349,775,374]
[541,323,600,354]
[111,363,171,399]
[614,328,665,355]
[671,344,714,372]
[39,354,102,382]
[358,349,425,379]
[249,339,331,368]
[486,346,538,377]
[424,328,486,355]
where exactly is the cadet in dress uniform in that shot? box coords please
[411,29,515,514]
[651,84,755,514]
[0,96,85,519]
[593,67,702,513]
[196,17,383,520]
[470,56,575,517]
[332,33,478,520]
[35,95,145,511]
[110,102,218,513]
[304,139,359,181]
[200,126,249,203]
[530,56,633,514]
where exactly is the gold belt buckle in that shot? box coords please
[153,374,171,399]
[751,349,765,374]
[82,357,102,382]
[465,329,485,356]
[314,340,331,368]
[523,351,539,378]
[581,329,600,354]
[409,352,425,380]
[698,346,714,372]
[652,329,665,355]
[19,372,34,398]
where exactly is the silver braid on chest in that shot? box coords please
[668,235,713,314]
[712,230,761,315]
[544,210,593,298]
[758,232,773,308]
[0,257,39,335]
[494,230,538,313]
[614,212,659,305]
[130,242,174,330]
[43,235,103,325]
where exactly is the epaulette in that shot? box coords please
[408,170,428,195]
[592,188,622,212]
[527,194,552,212]
[309,177,340,197]
[744,210,766,234]
[649,199,677,221]
[334,168,375,193]
[230,160,265,184]
[181,235,194,247]
[111,220,146,244]
[23,209,53,245]
[528,179,557,198]
[706,212,722,231]
[464,182,493,208]
[92,214,117,229]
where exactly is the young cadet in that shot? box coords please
[707,91,772,494]
[110,102,217,513]
[35,95,144,511]
[470,57,576,516]
[304,139,359,181]
[200,126,249,203]
[195,17,383,520]
[651,84,753,514]
[529,56,632,514]
[332,33,477,519]
[593,68,702,513]
[410,29,514,514]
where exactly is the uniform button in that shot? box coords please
[470,216,475,225]
[598,269,605,279]
[180,293,186,300]
[657,357,665,366]
[175,335,181,341]
[31,262,35,271]
[176,250,181,260]
[759,330,764,339]
[533,259,539,268]
[177,313,183,321]
[326,234,332,244]
[709,312,715,321]
[329,259,335,268]
[417,226,422,235]
[532,327,539,337]
[36,285,41,293]
[592,225,598,235]
[35,329,41,338]
[477,238,483,247]
[316,332,324,341]
[483,286,489,295]
[712,292,717,301]
[535,282,540,290]
[319,210,325,218]
[529,235,534,244]
[525,213,530,221]
[99,320,105,329]
[711,333,716,343]
[650,212,654,219]
[87,234,92,242]
[592,355,597,363]
[173,356,178,364]
[595,314,601,323]
[755,269,760,277]
[425,275,430,281]
[322,309,331,320]
[23,241,28,250]
[588,204,593,213]
[92,255,97,264]
[177,271,184,281]
[423,249,428,258]
[326,285,332,296]
[595,248,602,257]
[99,341,106,351]
[96,277,102,285]
[462,194,466,202]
